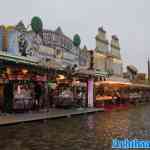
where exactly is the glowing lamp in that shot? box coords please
[22,69,28,74]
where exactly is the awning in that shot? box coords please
[95,76,131,88]
[75,69,95,76]
[129,83,150,89]
[107,76,130,83]
[0,51,38,65]
[95,69,108,77]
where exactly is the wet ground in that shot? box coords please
[0,104,150,150]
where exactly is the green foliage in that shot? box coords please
[73,34,81,47]
[31,16,43,33]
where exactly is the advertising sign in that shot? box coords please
[0,30,3,50]
[38,45,54,59]
[7,30,19,55]
[63,51,79,67]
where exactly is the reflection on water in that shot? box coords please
[0,104,150,150]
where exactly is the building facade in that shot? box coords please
[0,22,80,70]
[79,45,89,68]
[94,27,123,76]
[95,27,109,72]
[42,27,79,68]
[110,35,122,75]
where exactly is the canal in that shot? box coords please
[0,104,150,150]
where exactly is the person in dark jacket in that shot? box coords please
[34,82,42,110]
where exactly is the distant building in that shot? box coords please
[135,73,146,82]
[42,27,79,68]
[0,22,80,69]
[126,65,138,81]
[95,27,109,53]
[110,35,122,75]
[94,26,123,76]
[124,65,146,83]
[0,22,54,64]
[0,25,9,51]
[95,27,108,72]
[0,24,25,55]
[0,26,4,51]
[79,45,89,68]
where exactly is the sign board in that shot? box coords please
[96,69,108,76]
[63,51,79,67]
[7,30,20,55]
[38,46,54,59]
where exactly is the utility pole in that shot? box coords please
[148,57,150,83]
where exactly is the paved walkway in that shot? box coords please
[0,108,104,126]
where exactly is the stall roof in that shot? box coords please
[129,83,150,89]
[107,76,130,83]
[100,81,131,85]
[95,69,108,77]
[0,51,38,65]
[106,76,150,89]
[0,51,65,72]
[95,76,131,88]
[97,80,150,89]
[74,69,95,76]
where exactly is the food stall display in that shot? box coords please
[53,86,74,108]
[13,83,33,111]
[95,81,130,110]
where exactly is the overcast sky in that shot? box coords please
[0,0,149,73]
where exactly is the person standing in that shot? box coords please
[34,82,42,111]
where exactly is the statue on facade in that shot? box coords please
[18,32,28,56]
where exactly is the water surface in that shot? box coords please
[0,104,150,150]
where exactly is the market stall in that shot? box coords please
[0,53,50,112]
[95,80,130,109]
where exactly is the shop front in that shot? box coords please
[46,68,95,109]
[95,80,130,110]
[73,69,95,108]
[12,74,47,112]
[49,78,87,109]
[0,53,50,113]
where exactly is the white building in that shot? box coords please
[110,35,123,76]
[95,27,109,71]
[94,27,123,76]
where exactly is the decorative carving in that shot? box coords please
[18,32,28,56]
